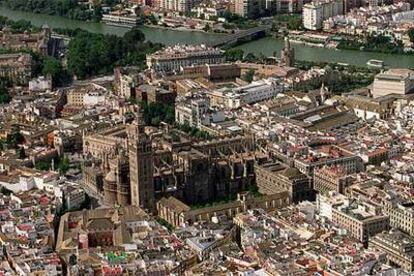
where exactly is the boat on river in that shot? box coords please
[101,14,140,28]
[367,59,385,69]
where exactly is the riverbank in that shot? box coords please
[0,3,230,36]
[336,35,411,55]
[235,37,414,69]
[0,0,101,22]
[1,6,414,68]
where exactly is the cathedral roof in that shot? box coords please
[279,167,303,179]
[86,218,114,231]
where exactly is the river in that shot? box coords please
[1,6,414,68]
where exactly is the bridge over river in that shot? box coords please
[207,25,272,47]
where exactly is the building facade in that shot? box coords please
[389,202,414,237]
[313,165,353,194]
[157,191,291,227]
[332,201,389,243]
[255,162,314,203]
[0,53,32,85]
[146,45,225,73]
[369,230,414,273]
[372,69,414,98]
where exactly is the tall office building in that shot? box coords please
[234,0,265,18]
[303,0,343,30]
[157,0,202,12]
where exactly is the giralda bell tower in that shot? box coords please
[127,105,155,212]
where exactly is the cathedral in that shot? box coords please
[82,106,263,212]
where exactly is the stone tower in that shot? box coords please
[103,157,118,205]
[280,36,295,67]
[127,105,155,212]
[320,83,330,104]
[116,150,130,206]
[39,24,51,55]
[103,150,130,206]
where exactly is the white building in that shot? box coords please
[159,0,202,12]
[372,69,414,98]
[0,171,61,194]
[67,83,107,107]
[29,76,52,92]
[147,44,224,72]
[101,14,139,27]
[226,78,283,109]
[34,172,60,194]
[176,96,210,127]
[303,0,343,30]
[316,191,348,220]
[191,4,226,19]
[84,91,106,106]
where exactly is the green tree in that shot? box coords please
[151,116,161,126]
[35,160,51,171]
[6,127,24,149]
[224,48,244,62]
[67,28,161,79]
[243,69,255,82]
[122,27,146,52]
[17,147,27,159]
[0,140,6,152]
[273,14,303,30]
[203,23,211,32]
[148,14,158,25]
[0,186,12,196]
[243,52,257,63]
[0,81,10,104]
[42,56,65,86]
[0,16,9,29]
[58,155,70,175]
[408,28,414,43]
[9,19,35,33]
[2,0,101,21]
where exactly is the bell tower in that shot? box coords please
[128,105,155,211]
